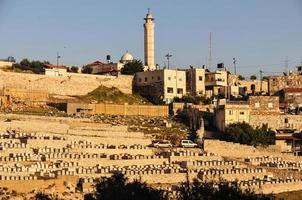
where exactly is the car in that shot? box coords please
[152,140,172,148]
[180,140,198,148]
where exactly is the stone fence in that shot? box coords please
[0,70,133,95]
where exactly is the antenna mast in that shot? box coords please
[208,32,212,69]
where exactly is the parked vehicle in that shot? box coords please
[180,140,198,148]
[152,140,172,148]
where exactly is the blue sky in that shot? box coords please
[0,0,302,77]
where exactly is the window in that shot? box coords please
[138,78,142,82]
[251,84,256,90]
[229,110,233,115]
[167,87,173,93]
[144,77,148,82]
[168,77,171,80]
[285,118,288,123]
[255,103,260,108]
[268,103,273,108]
[240,112,244,115]
[151,76,154,80]
[177,88,183,94]
[199,76,203,81]
[157,76,161,81]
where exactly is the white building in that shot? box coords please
[135,69,186,103]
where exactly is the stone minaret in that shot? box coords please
[144,8,155,70]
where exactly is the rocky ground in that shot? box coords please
[90,114,189,145]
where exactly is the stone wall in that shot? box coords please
[67,103,169,117]
[250,114,302,131]
[204,139,260,158]
[0,71,133,96]
[248,96,279,114]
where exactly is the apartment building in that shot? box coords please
[135,69,186,104]
[205,68,228,98]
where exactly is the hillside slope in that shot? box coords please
[78,85,150,105]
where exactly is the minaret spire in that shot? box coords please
[144,9,155,70]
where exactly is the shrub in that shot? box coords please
[223,122,275,146]
[177,177,275,200]
[85,173,167,200]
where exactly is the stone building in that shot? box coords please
[186,67,206,96]
[248,96,280,114]
[268,72,302,95]
[83,61,124,75]
[227,74,269,96]
[280,88,302,105]
[238,80,269,95]
[135,69,186,104]
[215,100,250,132]
[44,64,67,76]
[214,96,294,132]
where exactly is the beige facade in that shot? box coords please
[238,80,269,95]
[186,68,205,96]
[228,74,269,96]
[215,101,250,132]
[0,61,14,69]
[135,69,186,103]
[144,9,155,70]
[45,68,67,76]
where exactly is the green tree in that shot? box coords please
[177,177,275,200]
[35,192,58,200]
[85,173,167,200]
[121,59,144,75]
[238,75,245,80]
[174,95,211,105]
[14,58,47,74]
[68,66,79,73]
[224,122,275,146]
[20,58,30,67]
[250,75,257,80]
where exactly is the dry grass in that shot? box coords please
[275,190,302,200]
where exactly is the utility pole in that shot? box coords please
[283,56,289,74]
[208,32,212,69]
[56,46,66,67]
[165,53,172,69]
[233,57,237,75]
[56,52,61,67]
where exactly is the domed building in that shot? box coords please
[120,52,134,64]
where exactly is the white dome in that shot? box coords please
[121,52,134,62]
